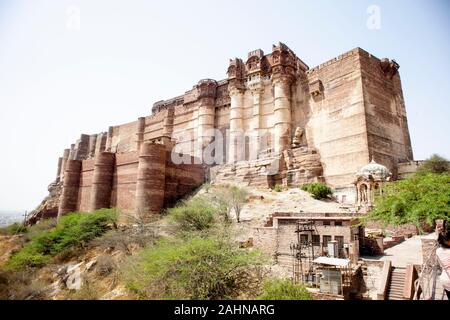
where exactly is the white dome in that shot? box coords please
[357,159,391,180]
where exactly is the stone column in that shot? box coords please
[58,160,82,218]
[367,183,373,207]
[135,143,166,218]
[88,134,98,158]
[60,149,70,182]
[272,75,293,154]
[89,152,115,212]
[250,84,264,160]
[136,117,145,151]
[162,108,174,137]
[197,99,215,160]
[106,126,114,152]
[228,86,245,163]
[75,134,90,160]
[68,144,76,160]
[95,132,107,155]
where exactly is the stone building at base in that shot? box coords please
[30,42,414,222]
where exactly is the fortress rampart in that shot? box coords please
[30,42,414,223]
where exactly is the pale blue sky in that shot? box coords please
[0,0,449,211]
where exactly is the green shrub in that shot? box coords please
[272,184,283,192]
[301,183,332,200]
[168,197,216,232]
[258,279,313,300]
[7,209,117,270]
[26,218,57,239]
[123,236,264,300]
[0,223,28,235]
[416,154,449,175]
[362,173,450,228]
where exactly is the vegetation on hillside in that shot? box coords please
[6,209,117,270]
[1,184,314,300]
[124,236,265,299]
[168,196,216,232]
[416,153,449,175]
[122,186,268,299]
[301,182,333,200]
[0,223,28,236]
[213,185,249,223]
[258,278,313,300]
[363,155,450,228]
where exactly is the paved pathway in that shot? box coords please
[362,234,432,267]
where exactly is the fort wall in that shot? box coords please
[37,43,414,222]
[58,143,204,219]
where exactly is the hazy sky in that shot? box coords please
[0,0,449,211]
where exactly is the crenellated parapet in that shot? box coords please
[33,42,413,224]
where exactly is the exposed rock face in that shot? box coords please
[210,147,323,188]
[27,182,62,225]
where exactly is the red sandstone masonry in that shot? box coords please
[58,143,205,219]
[89,152,115,211]
[135,143,167,216]
[58,160,82,217]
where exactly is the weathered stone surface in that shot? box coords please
[58,160,82,217]
[89,152,115,211]
[34,42,414,224]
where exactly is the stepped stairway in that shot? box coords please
[386,267,406,300]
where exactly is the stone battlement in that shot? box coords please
[34,42,414,223]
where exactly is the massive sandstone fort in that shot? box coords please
[30,42,413,223]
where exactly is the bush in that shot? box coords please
[272,184,283,192]
[362,173,450,228]
[25,218,57,239]
[258,279,313,300]
[168,197,216,232]
[0,223,28,235]
[416,154,449,175]
[7,209,117,270]
[0,269,49,300]
[301,183,332,200]
[91,227,157,254]
[123,236,264,299]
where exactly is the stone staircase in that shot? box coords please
[386,267,406,300]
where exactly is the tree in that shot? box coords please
[301,183,332,200]
[213,186,248,223]
[416,154,449,175]
[362,173,450,229]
